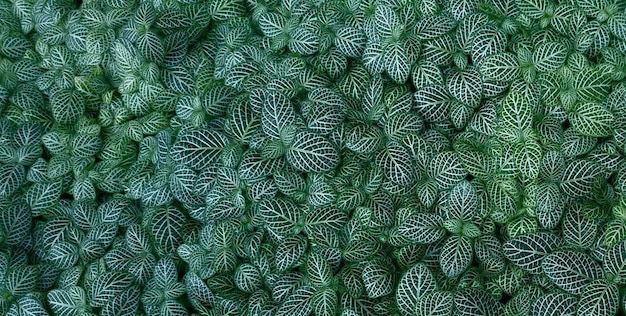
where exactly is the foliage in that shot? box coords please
[0,0,626,315]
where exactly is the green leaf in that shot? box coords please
[480,53,520,82]
[440,235,473,278]
[396,263,437,316]
[577,280,619,316]
[362,260,394,298]
[150,206,186,253]
[516,0,550,18]
[334,27,365,58]
[560,160,603,197]
[262,91,296,140]
[455,288,503,316]
[375,144,415,186]
[447,67,483,108]
[6,265,38,296]
[89,272,133,307]
[503,232,563,274]
[1,204,31,246]
[417,291,454,316]
[385,42,411,84]
[415,86,453,122]
[276,286,315,316]
[501,90,532,130]
[533,42,568,72]
[428,152,467,190]
[0,164,25,198]
[171,129,229,170]
[531,292,577,316]
[569,102,614,137]
[287,132,339,173]
[259,198,302,238]
[48,286,87,316]
[276,235,307,272]
[25,180,62,212]
[398,213,446,244]
[573,67,611,102]
[542,250,602,295]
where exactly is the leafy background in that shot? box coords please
[0,0,626,315]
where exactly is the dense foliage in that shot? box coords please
[1,0,626,315]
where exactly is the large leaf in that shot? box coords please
[440,235,473,278]
[503,232,563,274]
[150,206,186,253]
[171,130,229,170]
[287,132,339,173]
[542,250,602,295]
[569,102,614,137]
[398,213,446,244]
[531,292,577,316]
[89,272,133,307]
[396,263,437,316]
[577,280,619,316]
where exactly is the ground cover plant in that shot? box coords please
[1,0,626,315]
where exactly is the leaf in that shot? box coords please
[375,144,415,186]
[48,241,79,269]
[171,129,229,170]
[428,152,467,190]
[334,27,365,58]
[262,91,296,140]
[454,288,504,316]
[447,181,478,220]
[396,263,437,316]
[276,286,316,316]
[500,90,532,130]
[560,160,603,197]
[102,286,140,316]
[89,272,133,307]
[374,5,400,39]
[542,250,602,295]
[440,235,473,278]
[48,287,86,316]
[0,164,25,198]
[150,206,186,253]
[234,263,262,293]
[562,207,597,249]
[276,235,308,272]
[1,204,31,246]
[503,232,563,274]
[577,280,619,316]
[7,265,38,296]
[305,206,348,231]
[13,296,49,316]
[531,292,577,316]
[362,260,394,298]
[480,52,520,81]
[569,102,615,137]
[385,42,410,84]
[287,132,339,173]
[513,135,542,179]
[573,67,611,102]
[259,12,286,38]
[398,213,446,244]
[417,291,454,316]
[604,241,626,285]
[516,0,550,18]
[51,89,85,125]
[533,42,567,72]
[307,253,332,287]
[414,85,453,123]
[312,288,337,316]
[259,198,301,238]
[447,67,483,108]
